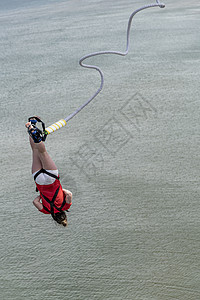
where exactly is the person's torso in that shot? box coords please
[36,179,67,214]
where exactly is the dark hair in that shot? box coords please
[51,211,68,227]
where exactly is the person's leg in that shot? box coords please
[29,137,43,174]
[26,121,57,171]
[35,141,57,170]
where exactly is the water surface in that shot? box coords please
[0,0,200,299]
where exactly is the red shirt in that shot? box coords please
[36,179,71,214]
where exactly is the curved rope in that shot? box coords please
[45,0,165,135]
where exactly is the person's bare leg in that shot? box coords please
[35,141,57,170]
[29,137,43,174]
[26,121,57,171]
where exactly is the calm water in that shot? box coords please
[0,0,200,299]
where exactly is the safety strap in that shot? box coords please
[40,186,67,214]
[28,116,48,141]
[35,168,59,193]
[34,168,59,182]
[28,116,45,132]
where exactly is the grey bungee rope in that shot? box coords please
[45,0,165,135]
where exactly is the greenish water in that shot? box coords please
[0,0,200,299]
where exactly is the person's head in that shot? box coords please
[51,211,68,227]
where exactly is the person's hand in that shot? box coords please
[63,189,72,204]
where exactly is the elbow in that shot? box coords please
[33,197,39,206]
[68,192,72,202]
[66,192,72,204]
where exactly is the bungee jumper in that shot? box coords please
[25,1,165,227]
[26,117,72,227]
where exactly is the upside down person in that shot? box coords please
[25,117,72,227]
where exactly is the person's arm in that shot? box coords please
[33,195,43,211]
[63,189,72,204]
